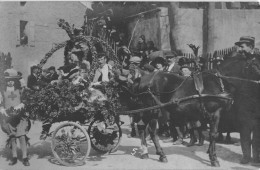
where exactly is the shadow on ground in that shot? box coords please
[116,138,243,167]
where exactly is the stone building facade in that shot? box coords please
[126,2,260,55]
[0,1,86,82]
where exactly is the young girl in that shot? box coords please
[0,68,30,166]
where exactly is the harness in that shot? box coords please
[120,71,234,117]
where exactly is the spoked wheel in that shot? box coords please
[88,119,122,153]
[51,122,91,166]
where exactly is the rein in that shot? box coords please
[121,73,189,97]
[205,70,260,84]
[118,94,233,115]
[216,74,259,84]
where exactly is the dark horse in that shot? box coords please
[217,54,260,164]
[128,71,233,166]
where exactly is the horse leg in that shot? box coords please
[252,121,260,163]
[148,119,168,163]
[216,132,224,142]
[225,132,232,144]
[198,126,205,146]
[207,109,221,167]
[138,125,149,159]
[240,125,251,164]
[187,128,197,147]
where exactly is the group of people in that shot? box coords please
[114,35,198,146]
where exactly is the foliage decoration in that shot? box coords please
[22,78,121,124]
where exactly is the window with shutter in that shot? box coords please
[15,20,20,47]
[20,20,28,46]
[29,21,35,47]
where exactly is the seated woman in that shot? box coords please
[180,65,192,77]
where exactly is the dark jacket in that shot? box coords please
[165,63,182,75]
[27,74,39,90]
[47,72,59,82]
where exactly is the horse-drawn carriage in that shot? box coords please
[11,15,260,168]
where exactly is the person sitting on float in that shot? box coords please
[92,53,112,85]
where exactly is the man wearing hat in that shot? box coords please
[0,68,30,166]
[47,66,59,83]
[165,53,181,74]
[234,36,260,164]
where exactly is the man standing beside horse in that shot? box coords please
[232,36,260,164]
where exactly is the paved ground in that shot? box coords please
[0,115,259,170]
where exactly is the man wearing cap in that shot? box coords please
[235,36,260,77]
[234,36,260,164]
[0,68,30,166]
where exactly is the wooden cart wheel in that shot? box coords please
[88,119,122,153]
[51,122,91,166]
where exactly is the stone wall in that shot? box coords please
[169,7,260,54]
[126,7,171,52]
[208,9,260,52]
[169,8,204,54]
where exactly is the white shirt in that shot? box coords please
[167,62,175,72]
[100,64,110,82]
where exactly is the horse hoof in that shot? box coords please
[211,161,220,167]
[198,140,204,146]
[173,139,183,145]
[140,153,149,159]
[187,139,197,147]
[224,139,233,144]
[240,157,250,164]
[159,156,168,163]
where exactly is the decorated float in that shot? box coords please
[20,16,124,166]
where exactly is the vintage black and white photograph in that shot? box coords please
[0,1,260,169]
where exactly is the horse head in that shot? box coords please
[218,52,260,100]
